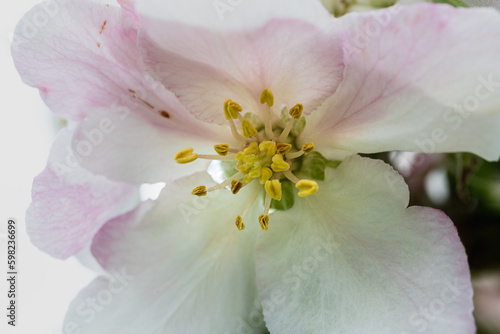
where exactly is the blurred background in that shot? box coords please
[0,1,95,334]
[0,0,499,333]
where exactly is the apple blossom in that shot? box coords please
[12,0,500,333]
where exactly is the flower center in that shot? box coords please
[174,88,319,231]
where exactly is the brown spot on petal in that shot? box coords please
[128,89,136,94]
[159,111,170,118]
[138,98,154,109]
[100,20,107,34]
[97,42,101,48]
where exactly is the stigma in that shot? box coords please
[174,88,318,231]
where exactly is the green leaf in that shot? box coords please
[432,0,469,7]
[299,151,341,181]
[270,179,295,211]
[369,0,397,8]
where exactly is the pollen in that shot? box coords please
[214,144,230,156]
[289,104,303,119]
[276,143,292,155]
[235,216,245,231]
[192,186,207,196]
[174,148,198,164]
[259,167,273,184]
[271,154,290,172]
[231,180,244,194]
[241,120,258,138]
[224,99,242,120]
[265,179,282,200]
[260,88,274,107]
[296,180,319,197]
[302,142,315,154]
[259,214,269,230]
[259,141,277,156]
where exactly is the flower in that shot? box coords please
[12,0,500,333]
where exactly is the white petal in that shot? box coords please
[136,0,331,32]
[64,173,267,333]
[256,155,474,334]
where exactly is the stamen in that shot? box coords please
[259,141,277,156]
[260,88,274,107]
[207,171,243,192]
[192,186,207,197]
[283,170,300,184]
[296,180,319,197]
[278,104,303,142]
[264,192,272,215]
[302,142,315,154]
[241,183,263,218]
[259,167,273,184]
[235,216,245,231]
[198,154,235,161]
[265,179,282,200]
[224,99,242,119]
[260,88,275,139]
[271,154,290,172]
[214,144,230,156]
[286,150,303,160]
[289,104,303,119]
[231,180,244,194]
[174,148,198,164]
[276,143,292,155]
[259,214,269,230]
[286,142,314,160]
[241,120,258,138]
[243,142,259,155]
[228,118,246,141]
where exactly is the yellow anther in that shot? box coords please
[174,148,198,164]
[243,142,259,155]
[244,174,252,183]
[231,180,244,194]
[191,186,207,197]
[259,167,273,184]
[289,104,303,119]
[235,216,245,231]
[271,154,290,172]
[248,168,261,179]
[214,144,230,156]
[259,141,277,156]
[265,179,282,200]
[224,99,242,119]
[259,214,269,230]
[242,120,258,138]
[276,143,292,155]
[260,88,274,107]
[296,180,319,197]
[302,142,315,154]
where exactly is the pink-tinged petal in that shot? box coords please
[137,0,331,31]
[12,0,167,121]
[63,173,266,334]
[256,155,474,334]
[139,16,344,124]
[117,0,140,25]
[26,129,139,259]
[71,105,233,184]
[303,4,500,161]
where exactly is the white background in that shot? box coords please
[0,1,96,333]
